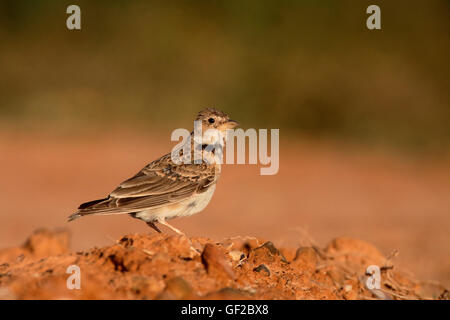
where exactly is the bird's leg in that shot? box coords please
[146,221,162,233]
[158,219,200,255]
[158,219,185,236]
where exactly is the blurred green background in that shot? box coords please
[1,0,449,152]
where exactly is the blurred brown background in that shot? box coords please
[0,1,449,286]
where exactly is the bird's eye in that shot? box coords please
[208,118,215,124]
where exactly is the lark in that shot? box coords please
[68,108,238,237]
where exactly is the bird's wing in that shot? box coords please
[75,153,216,216]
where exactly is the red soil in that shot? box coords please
[0,229,447,300]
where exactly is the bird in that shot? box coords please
[68,108,238,238]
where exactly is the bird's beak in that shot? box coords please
[223,119,239,129]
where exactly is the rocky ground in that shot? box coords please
[0,229,447,300]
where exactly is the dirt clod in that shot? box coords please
[253,264,271,276]
[292,247,319,272]
[157,277,196,300]
[0,230,447,300]
[201,243,236,280]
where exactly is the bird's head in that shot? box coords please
[195,108,239,133]
[193,108,239,146]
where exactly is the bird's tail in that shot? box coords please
[68,212,81,221]
[67,197,109,222]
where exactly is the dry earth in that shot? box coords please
[0,229,447,300]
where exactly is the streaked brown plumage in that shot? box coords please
[68,108,238,235]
